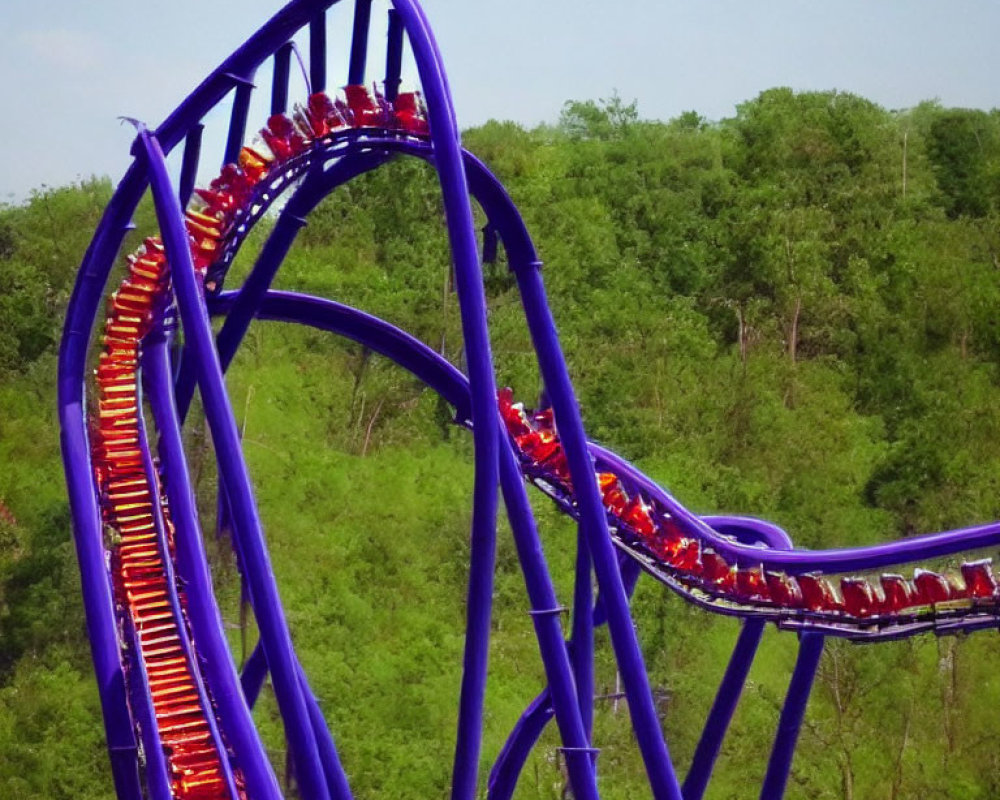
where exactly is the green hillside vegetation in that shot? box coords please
[4,88,1000,798]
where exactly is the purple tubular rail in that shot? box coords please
[202,176,601,796]
[133,126,332,800]
[385,9,404,103]
[381,5,502,797]
[62,3,1000,800]
[488,690,554,799]
[502,212,682,798]
[499,438,602,798]
[310,11,327,94]
[206,288,825,799]
[174,153,390,421]
[134,388,242,800]
[122,407,176,800]
[143,335,282,800]
[59,1,339,788]
[759,634,825,800]
[681,620,767,800]
[199,129,1000,576]
[197,116,824,794]
[272,42,293,115]
[121,612,173,800]
[571,527,595,740]
[348,0,373,86]
[206,283,604,799]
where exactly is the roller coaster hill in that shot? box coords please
[58,1,1000,799]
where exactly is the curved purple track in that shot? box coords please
[57,2,1000,799]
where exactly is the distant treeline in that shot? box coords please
[3,89,1000,798]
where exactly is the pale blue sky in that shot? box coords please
[2,0,999,202]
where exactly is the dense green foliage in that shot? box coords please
[5,90,1000,798]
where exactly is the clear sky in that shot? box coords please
[2,0,999,202]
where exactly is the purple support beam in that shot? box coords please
[121,614,173,800]
[204,283,605,798]
[143,337,282,800]
[134,125,332,800]
[134,393,242,800]
[388,4,503,798]
[60,199,146,800]
[497,442,601,800]
[296,663,355,800]
[571,528,595,739]
[175,152,389,421]
[682,620,766,800]
[59,4,339,793]
[224,78,255,167]
[240,641,269,709]
[179,124,203,208]
[488,690,554,800]
[384,10,404,102]
[310,12,327,93]
[272,42,293,114]
[759,634,825,800]
[348,0,373,86]
[511,262,683,800]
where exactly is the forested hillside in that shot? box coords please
[4,88,1000,798]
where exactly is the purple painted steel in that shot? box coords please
[759,634,825,800]
[295,663,354,800]
[682,620,767,800]
[59,3,1000,800]
[224,80,256,166]
[272,42,293,114]
[512,263,683,800]
[348,0,373,86]
[488,690,554,800]
[121,608,174,800]
[144,337,282,800]
[175,152,390,421]
[60,190,146,800]
[310,11,327,93]
[387,4,502,798]
[134,126,331,800]
[571,529,595,739]
[134,383,242,800]
[385,10,404,102]
[241,645,269,710]
[61,7,345,780]
[179,125,203,207]
[207,286,600,799]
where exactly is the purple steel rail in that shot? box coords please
[205,287,802,800]
[57,2,1000,800]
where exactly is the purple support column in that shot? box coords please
[682,620,766,800]
[179,124,203,208]
[384,10,404,102]
[60,169,148,800]
[272,42,293,115]
[497,444,601,800]
[570,528,595,740]
[224,78,255,167]
[759,633,825,800]
[134,394,243,799]
[144,338,283,800]
[121,615,173,800]
[388,5,501,798]
[309,11,327,93]
[348,0,373,85]
[135,126,331,800]
[511,263,682,800]
[175,153,389,421]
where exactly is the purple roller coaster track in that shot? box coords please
[57,2,1000,798]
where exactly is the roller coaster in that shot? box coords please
[58,2,1000,798]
